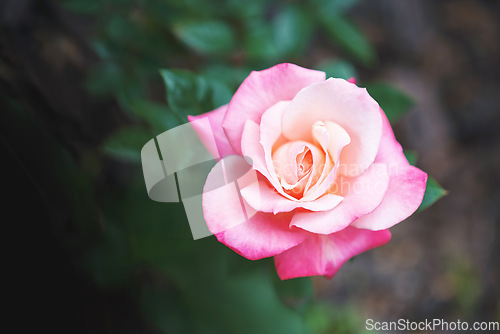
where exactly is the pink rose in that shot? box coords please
[189,63,427,280]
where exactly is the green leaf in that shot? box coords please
[202,64,249,106]
[172,20,236,55]
[202,64,250,90]
[317,13,376,66]
[245,6,313,63]
[102,127,152,162]
[365,83,414,123]
[272,6,313,59]
[127,99,183,132]
[209,79,234,107]
[403,149,418,166]
[160,69,213,116]
[317,59,357,80]
[418,176,447,212]
[244,19,278,62]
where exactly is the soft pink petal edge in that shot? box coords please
[274,226,392,280]
[222,63,326,154]
[240,175,344,214]
[351,108,427,230]
[202,157,307,260]
[290,163,390,235]
[188,104,236,158]
[281,78,382,177]
[241,115,344,214]
[215,211,308,260]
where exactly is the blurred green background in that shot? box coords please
[1,0,498,333]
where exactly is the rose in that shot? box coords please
[189,63,427,280]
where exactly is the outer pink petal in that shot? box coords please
[188,105,236,158]
[216,211,308,260]
[202,157,307,260]
[282,78,382,177]
[274,226,391,280]
[202,156,256,235]
[240,175,343,214]
[351,109,427,230]
[290,163,390,235]
[373,108,409,168]
[222,63,326,154]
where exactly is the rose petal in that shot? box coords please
[223,63,325,154]
[188,104,236,158]
[301,122,334,199]
[272,140,324,196]
[215,211,308,260]
[374,108,411,168]
[242,104,315,203]
[241,119,293,199]
[302,121,351,201]
[290,163,390,234]
[202,156,256,235]
[258,101,290,184]
[351,109,428,230]
[260,101,292,190]
[282,78,382,177]
[272,141,310,185]
[324,121,351,163]
[240,120,267,177]
[203,155,307,260]
[240,175,343,214]
[274,226,391,279]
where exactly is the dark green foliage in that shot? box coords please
[173,20,236,56]
[317,13,376,66]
